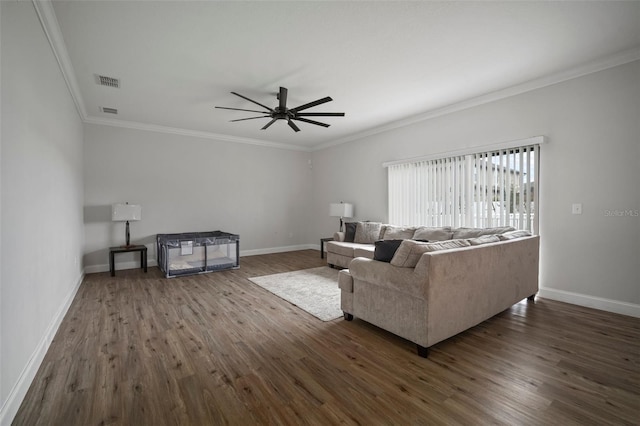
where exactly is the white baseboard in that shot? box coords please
[83,245,321,274]
[240,244,317,257]
[538,287,640,318]
[84,259,158,274]
[0,272,84,426]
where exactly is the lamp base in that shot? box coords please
[124,220,131,247]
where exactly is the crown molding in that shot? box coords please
[32,0,87,120]
[313,47,640,151]
[83,116,313,152]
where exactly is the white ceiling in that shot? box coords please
[48,1,640,150]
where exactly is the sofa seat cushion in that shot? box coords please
[391,239,471,267]
[354,246,375,259]
[326,241,372,258]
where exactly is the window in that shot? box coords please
[386,138,541,233]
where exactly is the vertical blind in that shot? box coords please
[388,144,539,233]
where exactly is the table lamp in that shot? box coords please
[112,203,142,247]
[329,202,354,232]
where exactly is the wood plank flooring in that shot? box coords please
[13,250,640,425]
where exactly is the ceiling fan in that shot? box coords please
[215,87,345,132]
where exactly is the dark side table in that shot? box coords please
[109,245,148,276]
[320,237,333,259]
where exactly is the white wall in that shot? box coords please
[0,1,85,423]
[312,60,640,315]
[83,124,313,272]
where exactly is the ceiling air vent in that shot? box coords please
[100,107,118,114]
[97,75,120,88]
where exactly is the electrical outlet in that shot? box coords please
[572,203,582,215]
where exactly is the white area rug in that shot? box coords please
[248,266,342,321]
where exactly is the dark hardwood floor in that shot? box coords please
[13,250,640,425]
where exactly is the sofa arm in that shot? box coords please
[333,231,345,242]
[349,258,426,299]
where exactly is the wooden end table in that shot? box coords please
[320,237,333,259]
[109,245,148,276]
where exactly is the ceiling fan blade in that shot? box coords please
[231,91,274,112]
[287,119,301,132]
[230,115,271,122]
[295,112,345,117]
[278,87,288,111]
[290,96,333,113]
[216,106,272,114]
[261,118,278,130]
[293,117,330,128]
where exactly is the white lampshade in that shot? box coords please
[329,202,354,218]
[112,203,142,222]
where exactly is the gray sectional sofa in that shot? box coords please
[328,223,540,357]
[326,223,495,268]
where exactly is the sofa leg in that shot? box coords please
[343,312,354,321]
[527,294,536,301]
[417,345,429,358]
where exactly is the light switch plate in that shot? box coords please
[572,203,582,215]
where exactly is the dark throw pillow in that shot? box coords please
[374,239,404,263]
[344,222,357,242]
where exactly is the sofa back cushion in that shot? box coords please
[467,235,501,246]
[498,229,532,240]
[412,226,454,241]
[381,225,416,240]
[354,222,383,244]
[373,239,404,262]
[391,238,471,268]
[452,226,515,239]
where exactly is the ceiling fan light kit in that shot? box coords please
[216,87,345,132]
